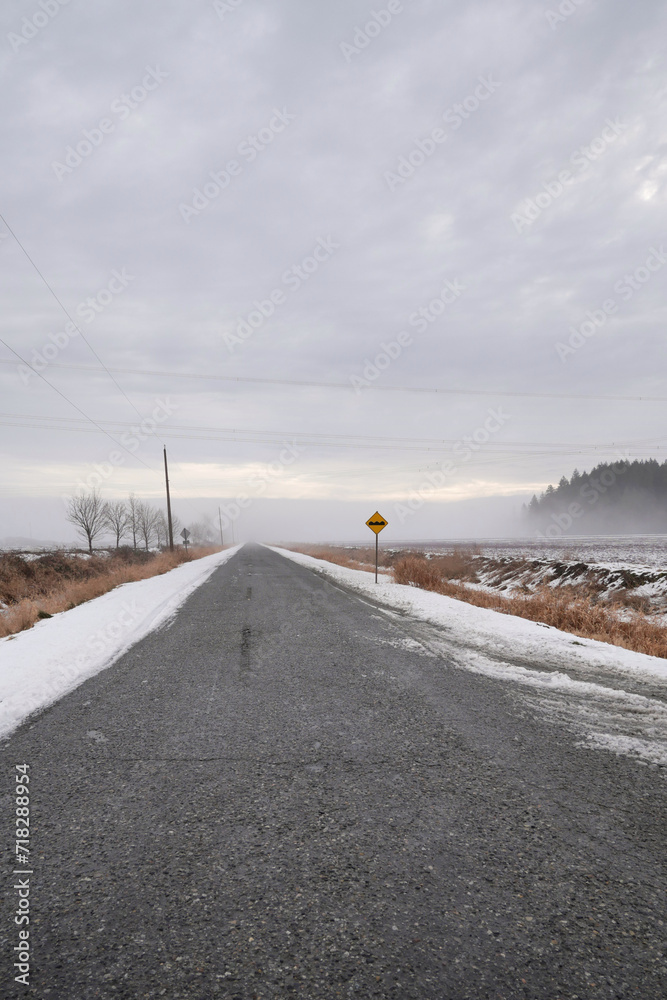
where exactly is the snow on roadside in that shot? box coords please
[0,546,241,740]
[271,547,667,767]
[270,546,667,682]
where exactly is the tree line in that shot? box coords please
[65,490,217,554]
[523,459,667,535]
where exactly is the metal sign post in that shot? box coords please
[180,527,190,553]
[365,511,388,583]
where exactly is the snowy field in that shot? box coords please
[417,534,667,571]
[271,546,667,771]
[0,547,241,740]
[381,536,667,616]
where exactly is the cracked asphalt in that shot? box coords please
[2,543,665,998]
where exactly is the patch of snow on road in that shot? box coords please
[365,634,434,655]
[450,650,667,767]
[577,733,667,766]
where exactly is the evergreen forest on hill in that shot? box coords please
[523,459,667,535]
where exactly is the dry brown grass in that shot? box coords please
[393,555,444,591]
[0,547,220,639]
[289,545,394,573]
[290,546,363,570]
[393,556,667,659]
[426,549,480,582]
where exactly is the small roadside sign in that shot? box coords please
[366,512,388,535]
[180,528,190,551]
[366,511,388,583]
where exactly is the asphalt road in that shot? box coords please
[2,543,665,998]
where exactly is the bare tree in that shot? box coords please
[127,493,141,550]
[137,501,160,551]
[155,510,169,549]
[188,516,216,546]
[66,490,108,554]
[104,500,130,549]
[153,509,182,549]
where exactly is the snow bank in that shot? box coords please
[0,546,241,739]
[269,546,667,683]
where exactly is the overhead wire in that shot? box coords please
[2,212,663,515]
[0,409,661,454]
[0,340,157,471]
[0,212,146,423]
[0,217,214,522]
[0,358,664,404]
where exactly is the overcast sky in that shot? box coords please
[1,0,666,542]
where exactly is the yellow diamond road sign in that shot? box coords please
[366,512,388,535]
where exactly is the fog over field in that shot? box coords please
[1,0,665,544]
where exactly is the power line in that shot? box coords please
[0,218,290,527]
[0,348,223,524]
[0,354,228,522]
[0,340,157,471]
[0,358,664,404]
[0,411,592,446]
[0,212,146,422]
[1,409,662,454]
[0,217,218,517]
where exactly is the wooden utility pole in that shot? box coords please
[218,506,224,548]
[163,447,174,552]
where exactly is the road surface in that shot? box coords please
[2,544,665,998]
